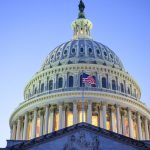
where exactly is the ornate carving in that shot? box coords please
[63,131,100,150]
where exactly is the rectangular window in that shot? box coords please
[66,111,73,127]
[92,112,99,127]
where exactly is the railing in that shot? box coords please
[26,87,138,101]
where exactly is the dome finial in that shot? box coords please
[78,0,86,19]
[72,0,92,39]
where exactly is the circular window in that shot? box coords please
[89,48,92,53]
[64,50,67,55]
[96,49,100,54]
[51,55,54,59]
[57,52,60,56]
[72,48,75,53]
[110,54,113,59]
[80,47,84,53]
[104,51,107,56]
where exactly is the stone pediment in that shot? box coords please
[6,123,150,150]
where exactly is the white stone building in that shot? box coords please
[1,1,150,149]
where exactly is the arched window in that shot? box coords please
[102,77,107,88]
[128,87,131,95]
[120,83,124,93]
[112,80,116,90]
[34,87,37,94]
[69,76,74,87]
[58,77,63,88]
[41,83,44,93]
[49,80,53,90]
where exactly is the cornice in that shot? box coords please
[10,90,150,127]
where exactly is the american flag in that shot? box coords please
[82,73,96,86]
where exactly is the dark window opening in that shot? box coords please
[69,76,74,87]
[104,51,107,56]
[72,48,75,53]
[102,77,107,88]
[41,83,44,93]
[58,77,63,88]
[80,47,84,53]
[112,80,116,90]
[49,80,53,90]
[120,83,124,93]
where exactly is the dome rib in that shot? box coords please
[41,39,124,70]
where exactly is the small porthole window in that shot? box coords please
[110,54,113,59]
[51,55,54,59]
[96,49,100,54]
[80,47,84,53]
[104,51,107,56]
[64,50,67,55]
[89,48,92,53]
[57,52,60,56]
[72,48,75,53]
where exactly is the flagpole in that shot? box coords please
[82,70,84,122]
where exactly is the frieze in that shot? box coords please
[63,131,100,150]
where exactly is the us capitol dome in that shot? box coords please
[9,0,150,142]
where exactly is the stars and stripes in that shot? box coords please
[82,73,96,86]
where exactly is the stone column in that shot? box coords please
[110,106,116,132]
[87,101,92,124]
[49,106,54,132]
[102,103,107,129]
[45,105,49,134]
[40,110,44,136]
[144,117,149,140]
[128,108,133,138]
[58,103,63,129]
[73,102,78,124]
[137,112,142,140]
[62,105,66,128]
[23,113,28,140]
[32,108,38,139]
[99,106,103,128]
[12,122,17,140]
[121,110,126,135]
[116,105,121,134]
[16,117,21,140]
[99,76,102,89]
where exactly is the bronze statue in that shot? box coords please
[79,0,85,13]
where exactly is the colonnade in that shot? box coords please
[11,102,150,141]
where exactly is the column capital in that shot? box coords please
[12,120,17,125]
[49,105,55,112]
[101,102,107,106]
[120,109,127,116]
[58,103,63,107]
[143,116,148,121]
[110,105,116,112]
[44,105,49,109]
[136,112,141,117]
[39,109,44,116]
[115,104,121,108]
[33,107,39,111]
[17,116,22,121]
[73,100,78,105]
[24,111,29,116]
[87,100,92,105]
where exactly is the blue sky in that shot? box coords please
[0,0,150,147]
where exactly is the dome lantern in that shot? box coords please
[72,0,93,40]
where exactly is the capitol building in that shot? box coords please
[3,1,150,149]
